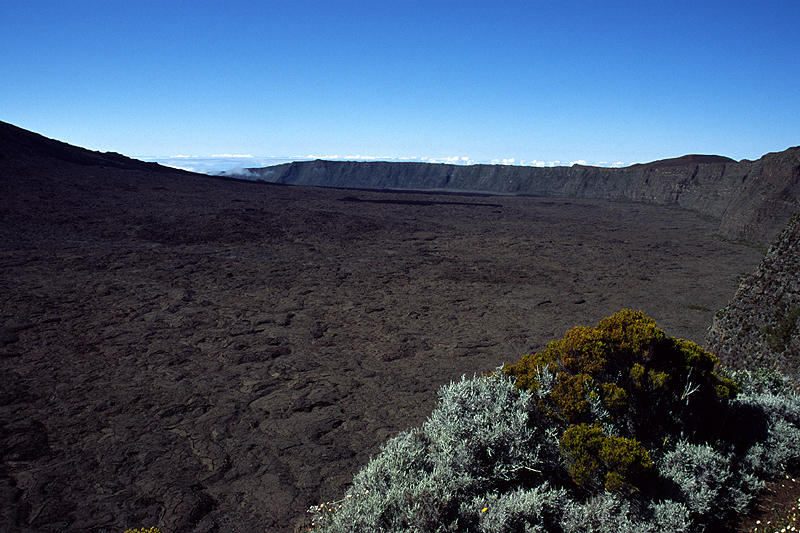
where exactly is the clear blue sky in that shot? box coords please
[2,1,799,168]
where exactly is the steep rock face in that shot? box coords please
[707,211,800,377]
[251,148,800,246]
[717,149,800,245]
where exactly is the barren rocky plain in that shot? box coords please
[0,126,774,532]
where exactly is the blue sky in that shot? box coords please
[2,1,799,170]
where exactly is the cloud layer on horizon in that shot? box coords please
[142,154,629,175]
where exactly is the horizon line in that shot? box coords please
[140,154,633,174]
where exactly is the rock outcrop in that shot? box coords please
[707,211,800,378]
[251,148,800,246]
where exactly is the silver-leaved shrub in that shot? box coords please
[309,349,800,532]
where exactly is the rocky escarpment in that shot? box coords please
[707,210,800,379]
[251,149,800,246]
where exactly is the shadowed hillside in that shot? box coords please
[0,120,192,174]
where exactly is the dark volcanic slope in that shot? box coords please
[0,124,766,533]
[253,147,800,246]
[0,120,191,174]
[708,210,800,377]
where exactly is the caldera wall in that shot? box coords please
[252,148,800,246]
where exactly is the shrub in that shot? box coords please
[559,422,653,492]
[504,309,739,448]
[658,441,752,521]
[737,374,800,475]
[469,483,568,533]
[309,311,800,532]
[561,493,691,533]
[310,373,552,532]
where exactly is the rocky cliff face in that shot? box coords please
[707,211,800,378]
[251,148,800,246]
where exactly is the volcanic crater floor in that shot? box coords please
[0,167,766,532]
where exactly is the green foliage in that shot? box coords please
[561,494,691,533]
[471,484,568,533]
[559,422,653,492]
[600,382,627,412]
[504,309,739,448]
[551,373,592,423]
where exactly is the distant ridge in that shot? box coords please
[1,120,798,246]
[634,154,737,169]
[251,148,800,246]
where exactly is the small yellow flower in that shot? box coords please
[481,507,488,513]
